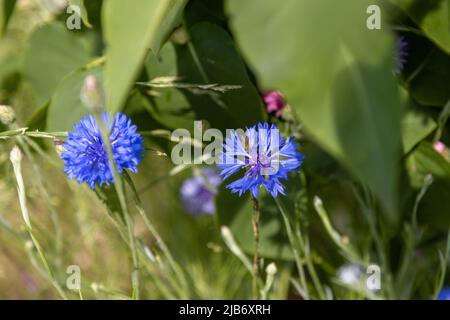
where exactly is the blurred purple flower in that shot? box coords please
[180,168,222,215]
[19,271,39,294]
[263,91,286,118]
[437,287,450,300]
[394,36,408,75]
[337,263,363,286]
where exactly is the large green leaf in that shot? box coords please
[227,0,402,217]
[102,0,188,113]
[402,110,436,154]
[409,49,450,107]
[47,67,102,132]
[175,22,265,130]
[24,22,92,106]
[144,42,196,130]
[391,0,450,54]
[0,49,21,89]
[144,23,265,131]
[0,0,15,36]
[150,0,188,54]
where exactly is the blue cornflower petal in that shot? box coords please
[61,112,145,189]
[217,122,304,198]
[394,36,408,75]
[180,168,222,215]
[437,287,450,300]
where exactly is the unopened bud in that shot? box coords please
[171,26,190,45]
[80,75,104,112]
[266,262,277,276]
[53,138,65,156]
[434,141,446,154]
[90,283,99,292]
[433,141,450,162]
[25,240,34,250]
[0,105,15,125]
[9,145,22,164]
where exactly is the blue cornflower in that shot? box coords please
[217,123,304,198]
[437,287,450,300]
[61,113,145,189]
[394,36,408,74]
[180,168,222,215]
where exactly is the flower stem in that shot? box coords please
[251,196,261,300]
[95,113,140,300]
[355,185,395,299]
[123,172,189,298]
[0,127,68,140]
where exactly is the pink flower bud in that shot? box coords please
[263,91,286,118]
[433,141,447,155]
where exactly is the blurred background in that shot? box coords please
[0,0,449,300]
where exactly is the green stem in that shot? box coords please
[433,99,450,143]
[274,197,327,299]
[28,228,68,299]
[15,134,63,266]
[434,230,450,299]
[356,186,395,299]
[95,113,140,300]
[0,127,67,140]
[9,141,67,299]
[251,196,261,300]
[123,172,189,298]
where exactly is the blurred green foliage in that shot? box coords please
[0,0,449,300]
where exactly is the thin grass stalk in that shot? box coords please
[274,197,310,299]
[123,172,189,298]
[10,146,67,299]
[250,196,262,299]
[94,112,140,300]
[277,197,328,299]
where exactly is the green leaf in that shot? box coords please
[391,0,450,54]
[134,89,195,131]
[24,22,92,106]
[102,0,188,113]
[407,141,450,229]
[407,141,450,186]
[150,0,188,54]
[68,0,92,28]
[401,110,436,154]
[144,42,196,130]
[176,23,265,130]
[227,0,402,217]
[94,184,125,224]
[0,50,22,88]
[409,49,450,107]
[47,67,102,132]
[144,24,265,131]
[0,0,15,36]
